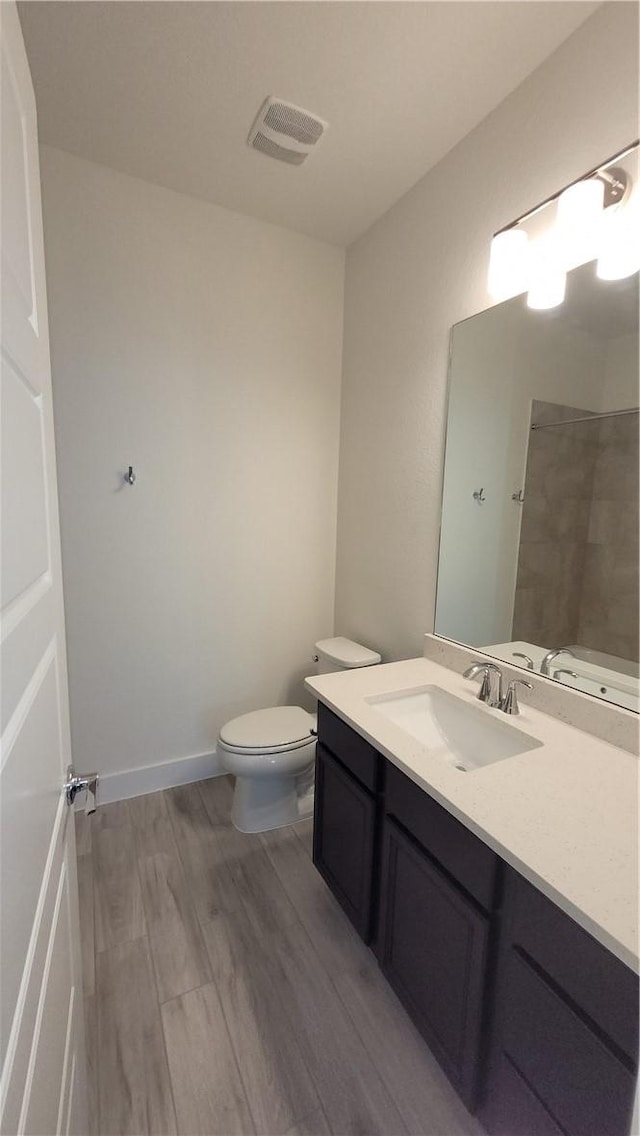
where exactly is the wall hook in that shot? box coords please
[511,489,525,504]
[124,466,136,486]
[472,488,486,505]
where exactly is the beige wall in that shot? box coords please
[41,147,344,794]
[335,2,639,662]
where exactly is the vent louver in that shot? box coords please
[248,97,328,166]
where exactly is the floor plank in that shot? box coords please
[261,918,408,1136]
[93,800,131,832]
[260,822,371,977]
[334,958,484,1136]
[197,774,235,825]
[161,983,255,1136]
[285,1107,331,1136]
[82,780,485,1136]
[202,906,320,1135]
[96,937,177,1135]
[129,793,212,1003]
[93,804,146,952]
[76,854,95,996]
[199,780,299,938]
[164,782,240,922]
[292,817,314,859]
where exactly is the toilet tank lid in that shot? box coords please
[315,637,381,668]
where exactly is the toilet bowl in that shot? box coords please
[218,706,317,833]
[218,637,381,833]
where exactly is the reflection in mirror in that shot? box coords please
[435,260,639,711]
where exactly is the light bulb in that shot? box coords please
[597,191,640,280]
[527,237,566,310]
[557,177,604,269]
[488,228,529,300]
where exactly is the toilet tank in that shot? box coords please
[314,636,381,675]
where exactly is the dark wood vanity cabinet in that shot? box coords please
[377,816,491,1107]
[480,871,639,1136]
[313,743,378,940]
[313,706,639,1133]
[377,762,501,1108]
[312,704,384,941]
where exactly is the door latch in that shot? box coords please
[64,766,99,815]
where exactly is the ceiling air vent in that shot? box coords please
[248,97,328,166]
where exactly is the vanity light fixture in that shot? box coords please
[488,142,639,307]
[526,236,566,310]
[597,186,640,280]
[488,228,529,301]
[556,177,604,269]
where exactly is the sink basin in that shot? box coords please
[366,684,543,772]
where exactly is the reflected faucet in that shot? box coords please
[540,647,576,676]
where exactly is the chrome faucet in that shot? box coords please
[512,652,534,670]
[463,662,503,708]
[464,662,533,715]
[540,647,576,676]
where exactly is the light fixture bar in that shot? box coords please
[492,140,638,238]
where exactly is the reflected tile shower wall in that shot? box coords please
[578,412,639,661]
[512,400,639,663]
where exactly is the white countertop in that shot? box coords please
[306,656,639,973]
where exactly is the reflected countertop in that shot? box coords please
[305,655,639,973]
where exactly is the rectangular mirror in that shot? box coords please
[435,259,638,712]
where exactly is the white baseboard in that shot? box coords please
[93,749,224,806]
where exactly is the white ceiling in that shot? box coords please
[19,1,598,247]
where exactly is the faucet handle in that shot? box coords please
[501,678,533,716]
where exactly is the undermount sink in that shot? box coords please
[366,684,543,772]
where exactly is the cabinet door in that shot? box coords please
[482,948,636,1136]
[481,871,638,1136]
[313,744,377,941]
[378,818,490,1109]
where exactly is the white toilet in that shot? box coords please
[218,637,381,833]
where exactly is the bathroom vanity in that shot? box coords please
[306,656,639,1136]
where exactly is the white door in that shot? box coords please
[0,4,88,1134]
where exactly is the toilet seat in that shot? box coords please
[219,706,316,755]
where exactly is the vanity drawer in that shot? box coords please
[496,948,636,1136]
[317,703,381,792]
[508,872,639,1063]
[385,762,499,910]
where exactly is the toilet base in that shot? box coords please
[231,772,315,834]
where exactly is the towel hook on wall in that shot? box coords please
[472,488,486,505]
[124,465,136,486]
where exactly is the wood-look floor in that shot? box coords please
[76,776,485,1136]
